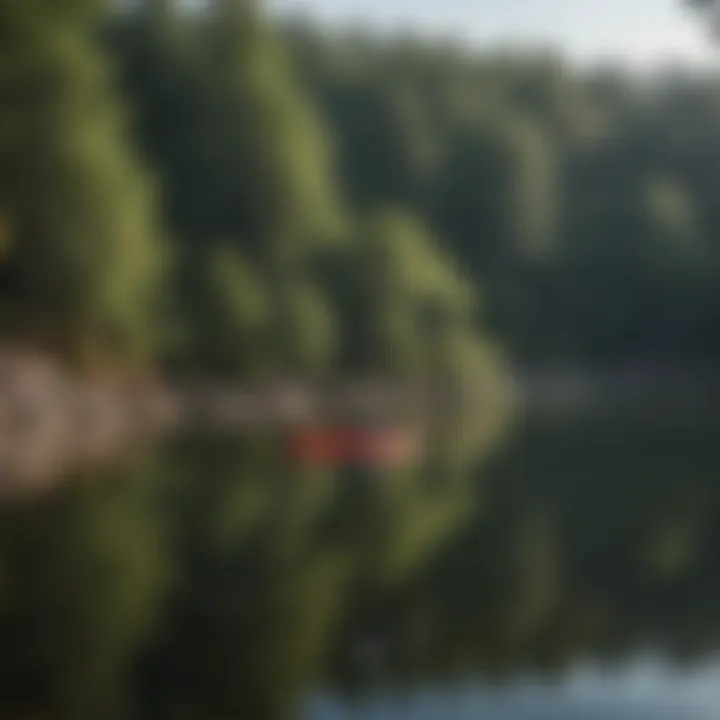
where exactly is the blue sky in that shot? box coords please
[268,0,717,67]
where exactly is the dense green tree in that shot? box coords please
[0,0,165,362]
[5,0,720,375]
[286,26,720,366]
[109,0,346,375]
[321,208,480,378]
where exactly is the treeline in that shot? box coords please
[2,0,719,378]
[0,0,499,387]
[284,25,720,365]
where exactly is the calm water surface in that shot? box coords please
[1,406,719,719]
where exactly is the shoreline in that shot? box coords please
[1,349,717,490]
[0,349,511,491]
[521,365,720,414]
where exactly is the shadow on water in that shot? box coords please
[1,404,720,718]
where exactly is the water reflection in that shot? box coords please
[0,407,719,718]
[0,459,169,719]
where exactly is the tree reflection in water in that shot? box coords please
[0,408,719,719]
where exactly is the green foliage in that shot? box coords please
[196,0,343,259]
[287,26,720,364]
[0,0,166,360]
[272,274,338,374]
[323,208,482,377]
[197,244,270,375]
[104,0,504,382]
[640,177,702,259]
[8,0,720,378]
[106,1,358,376]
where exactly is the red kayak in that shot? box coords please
[287,426,419,468]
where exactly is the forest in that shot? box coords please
[3,5,720,716]
[1,0,719,381]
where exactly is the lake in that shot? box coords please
[0,403,719,719]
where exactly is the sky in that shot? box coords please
[267,0,719,68]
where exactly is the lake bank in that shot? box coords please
[0,348,511,492]
[1,349,717,491]
[521,364,720,414]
